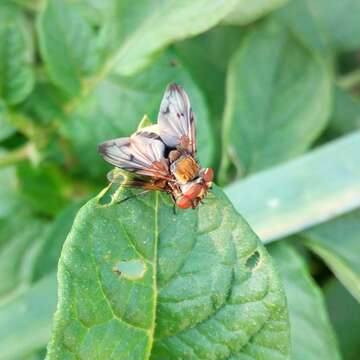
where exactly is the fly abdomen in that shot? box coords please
[170,155,200,184]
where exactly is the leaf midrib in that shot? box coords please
[147,192,159,359]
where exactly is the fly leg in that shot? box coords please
[117,190,150,205]
[170,193,177,215]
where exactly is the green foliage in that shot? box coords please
[0,0,360,359]
[302,210,360,302]
[0,101,15,141]
[31,200,85,282]
[38,0,96,96]
[0,2,34,105]
[0,166,19,217]
[220,19,331,178]
[0,208,48,299]
[269,243,341,360]
[325,280,360,360]
[223,0,289,25]
[16,163,70,216]
[47,187,290,359]
[0,274,57,359]
[330,86,360,135]
[276,0,360,53]
[225,131,360,242]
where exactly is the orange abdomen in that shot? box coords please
[171,156,200,184]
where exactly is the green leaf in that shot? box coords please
[37,0,96,96]
[329,86,360,135]
[38,0,240,98]
[175,26,243,166]
[0,273,57,360]
[301,209,360,303]
[221,19,332,179]
[269,243,341,360]
[225,131,360,242]
[276,0,360,53]
[61,50,214,178]
[31,200,85,282]
[0,2,34,105]
[10,0,43,12]
[46,187,290,359]
[0,207,49,302]
[20,80,69,126]
[22,349,48,360]
[0,100,16,142]
[0,166,20,219]
[16,162,70,216]
[325,279,360,360]
[274,0,330,54]
[100,0,241,77]
[223,0,289,25]
[67,0,109,25]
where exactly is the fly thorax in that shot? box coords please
[170,155,200,184]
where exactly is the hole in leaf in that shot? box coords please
[245,250,260,271]
[97,183,120,206]
[113,259,146,280]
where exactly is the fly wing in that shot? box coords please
[98,128,170,180]
[158,83,196,155]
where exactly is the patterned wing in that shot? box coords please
[158,83,196,155]
[98,126,170,180]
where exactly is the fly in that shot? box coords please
[98,83,213,209]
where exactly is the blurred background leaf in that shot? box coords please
[38,0,97,96]
[0,2,34,105]
[220,19,331,180]
[225,131,360,242]
[269,243,341,360]
[0,273,56,360]
[223,0,289,26]
[0,101,16,141]
[275,0,360,54]
[329,86,360,135]
[325,279,360,360]
[302,210,360,302]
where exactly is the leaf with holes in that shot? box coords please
[46,186,290,359]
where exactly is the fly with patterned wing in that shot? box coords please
[98,83,213,209]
